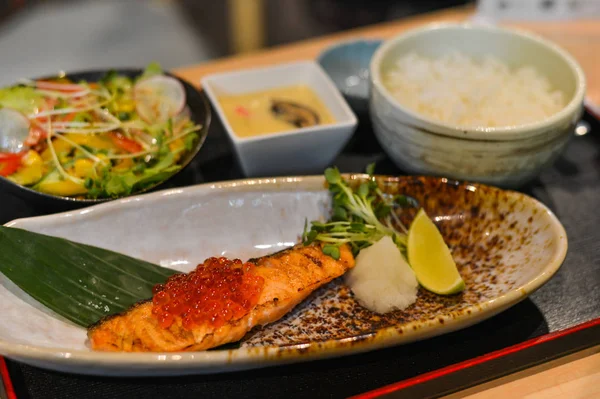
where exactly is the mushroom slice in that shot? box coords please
[271,100,320,128]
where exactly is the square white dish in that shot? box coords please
[202,61,358,177]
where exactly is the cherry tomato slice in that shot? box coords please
[0,152,24,177]
[109,132,143,153]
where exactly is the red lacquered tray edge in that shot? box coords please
[351,317,600,399]
[0,357,17,399]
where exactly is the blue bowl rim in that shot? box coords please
[316,38,384,65]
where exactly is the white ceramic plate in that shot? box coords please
[0,176,567,376]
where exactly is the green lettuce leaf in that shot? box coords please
[101,152,180,197]
[139,62,163,81]
[0,86,45,114]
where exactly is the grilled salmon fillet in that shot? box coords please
[88,243,354,352]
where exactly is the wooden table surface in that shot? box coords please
[173,6,600,398]
[174,5,600,107]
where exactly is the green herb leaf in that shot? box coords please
[357,183,370,199]
[332,206,348,221]
[304,230,318,245]
[322,244,341,260]
[309,222,325,232]
[374,202,392,219]
[366,163,376,176]
[350,222,367,232]
[302,219,309,242]
[330,225,347,233]
[304,168,411,259]
[324,167,342,185]
[0,226,176,327]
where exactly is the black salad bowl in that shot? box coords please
[0,68,211,214]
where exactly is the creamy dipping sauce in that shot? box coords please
[217,85,336,138]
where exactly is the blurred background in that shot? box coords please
[0,0,471,85]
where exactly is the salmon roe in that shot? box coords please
[151,257,264,330]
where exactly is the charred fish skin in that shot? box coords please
[88,244,354,352]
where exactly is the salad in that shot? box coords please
[0,63,202,199]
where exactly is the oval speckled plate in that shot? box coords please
[0,175,567,376]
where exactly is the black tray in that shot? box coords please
[1,108,599,399]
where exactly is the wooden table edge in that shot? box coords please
[173,5,600,106]
[442,346,600,398]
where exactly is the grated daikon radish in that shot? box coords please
[345,236,418,313]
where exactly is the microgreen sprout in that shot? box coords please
[302,164,418,259]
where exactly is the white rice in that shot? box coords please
[383,51,565,128]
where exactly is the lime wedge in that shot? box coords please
[407,209,465,295]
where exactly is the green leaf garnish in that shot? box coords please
[366,163,376,176]
[322,244,341,260]
[324,167,342,185]
[303,168,415,258]
[357,183,369,199]
[332,206,348,221]
[0,226,176,327]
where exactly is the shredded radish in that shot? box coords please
[121,120,147,130]
[94,108,122,125]
[53,124,121,134]
[106,149,152,160]
[131,129,156,145]
[104,126,201,160]
[50,122,115,128]
[127,130,153,150]
[28,97,112,119]
[34,80,86,92]
[19,78,86,92]
[164,125,202,145]
[35,89,91,99]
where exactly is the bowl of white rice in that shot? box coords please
[369,24,586,187]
